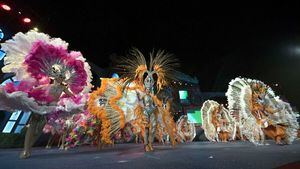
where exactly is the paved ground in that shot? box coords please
[0,140,299,169]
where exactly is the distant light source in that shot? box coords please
[289,46,300,56]
[23,18,31,23]
[111,73,119,78]
[0,29,4,40]
[295,47,300,54]
[1,4,11,11]
[179,90,188,100]
[33,27,39,31]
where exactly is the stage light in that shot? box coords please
[23,18,31,23]
[295,47,300,54]
[288,46,300,56]
[33,27,39,31]
[1,4,11,11]
[111,73,119,78]
[18,11,21,14]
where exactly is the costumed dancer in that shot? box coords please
[43,93,90,150]
[88,77,128,147]
[88,48,179,152]
[43,110,68,149]
[176,115,196,143]
[156,95,174,145]
[0,31,92,158]
[201,100,236,142]
[226,77,299,145]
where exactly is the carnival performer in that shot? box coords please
[0,31,92,158]
[88,48,179,151]
[176,115,196,143]
[156,95,173,145]
[43,110,68,149]
[226,77,299,145]
[201,100,236,142]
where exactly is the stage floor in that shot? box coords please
[0,140,299,169]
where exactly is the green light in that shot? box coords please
[179,90,188,100]
[187,109,202,124]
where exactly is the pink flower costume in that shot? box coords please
[0,31,92,114]
[0,31,92,158]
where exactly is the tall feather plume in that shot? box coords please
[150,49,180,91]
[115,47,147,86]
[201,100,219,142]
[115,48,180,91]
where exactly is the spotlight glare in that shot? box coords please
[23,18,31,23]
[1,4,11,11]
[295,47,300,54]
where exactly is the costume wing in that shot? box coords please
[176,115,196,142]
[88,78,126,144]
[201,100,219,142]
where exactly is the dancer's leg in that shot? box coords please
[20,114,45,159]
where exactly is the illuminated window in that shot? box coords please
[2,121,16,133]
[2,111,31,134]
[0,29,3,40]
[14,112,31,133]
[14,125,25,133]
[1,78,31,133]
[0,50,5,60]
[19,112,31,125]
[9,110,22,120]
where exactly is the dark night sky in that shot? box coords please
[1,2,300,109]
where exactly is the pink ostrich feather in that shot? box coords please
[4,81,35,94]
[3,80,55,103]
[24,41,69,81]
[4,82,17,93]
[28,86,55,103]
[24,41,88,94]
[67,52,87,94]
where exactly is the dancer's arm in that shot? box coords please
[63,84,74,97]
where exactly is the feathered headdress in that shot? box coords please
[116,47,179,92]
